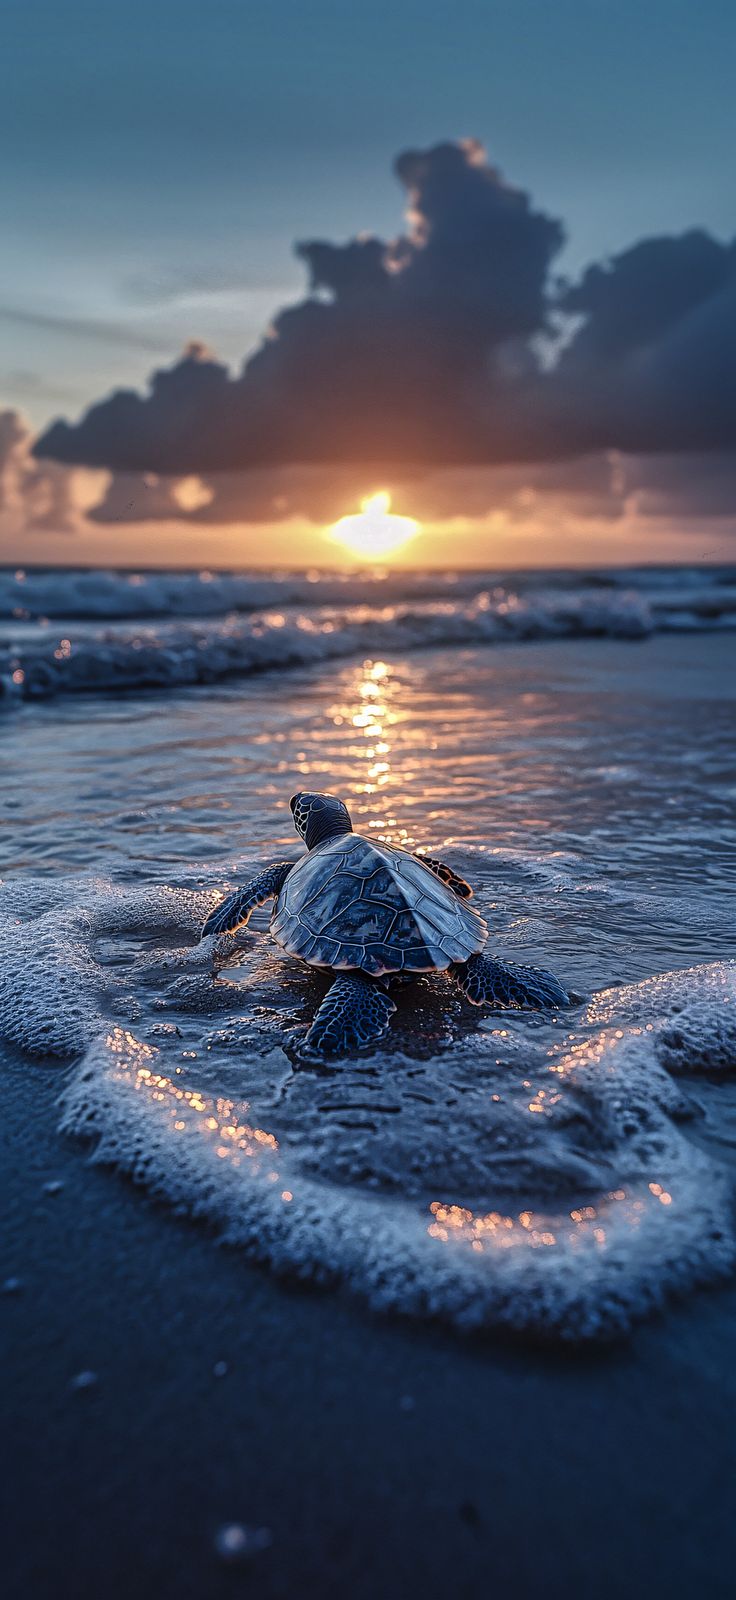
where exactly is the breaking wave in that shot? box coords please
[0,589,669,703]
[3,564,735,703]
[2,562,735,625]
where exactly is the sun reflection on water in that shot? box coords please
[106,1026,282,1173]
[425,1178,678,1257]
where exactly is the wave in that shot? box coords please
[0,587,669,703]
[4,560,736,620]
[0,566,489,622]
[3,565,735,704]
[2,562,735,623]
[2,869,735,1340]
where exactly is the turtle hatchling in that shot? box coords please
[201,791,570,1057]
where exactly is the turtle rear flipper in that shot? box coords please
[302,974,396,1058]
[454,952,570,1009]
[416,853,473,898]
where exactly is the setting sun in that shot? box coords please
[327,491,419,561]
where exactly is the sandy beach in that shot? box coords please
[5,1050,736,1600]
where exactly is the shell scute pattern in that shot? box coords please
[322,901,397,941]
[389,909,423,944]
[362,866,396,897]
[273,834,486,975]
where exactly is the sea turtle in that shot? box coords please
[201,791,570,1056]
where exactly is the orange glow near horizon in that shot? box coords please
[326,491,419,561]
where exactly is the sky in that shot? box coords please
[1,0,735,568]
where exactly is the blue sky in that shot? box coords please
[3,0,735,429]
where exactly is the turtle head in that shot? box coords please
[290,791,353,850]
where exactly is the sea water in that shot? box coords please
[1,565,735,1339]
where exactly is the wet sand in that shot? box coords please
[5,1050,736,1600]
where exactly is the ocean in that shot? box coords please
[1,563,735,1341]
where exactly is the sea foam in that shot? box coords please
[3,870,734,1340]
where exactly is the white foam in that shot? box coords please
[58,1013,734,1341]
[0,875,213,1055]
[3,871,734,1338]
[585,964,736,1075]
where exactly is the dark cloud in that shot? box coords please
[35,141,564,474]
[560,231,734,362]
[86,453,736,533]
[88,470,190,523]
[619,451,736,518]
[544,232,736,456]
[32,140,736,519]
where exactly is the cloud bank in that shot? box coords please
[26,140,736,529]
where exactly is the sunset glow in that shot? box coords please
[327,492,419,561]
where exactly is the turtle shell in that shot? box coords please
[270,834,487,976]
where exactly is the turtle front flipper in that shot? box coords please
[415,854,473,899]
[453,952,570,1010]
[302,974,396,1059]
[201,861,292,938]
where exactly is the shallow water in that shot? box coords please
[1,620,735,1340]
[2,635,733,984]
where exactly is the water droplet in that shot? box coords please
[213,1524,272,1562]
[69,1370,98,1392]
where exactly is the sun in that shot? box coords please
[327,491,419,561]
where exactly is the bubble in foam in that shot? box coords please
[657,1001,736,1075]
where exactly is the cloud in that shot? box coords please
[619,452,736,518]
[84,452,736,534]
[34,141,564,474]
[90,464,365,526]
[4,405,735,570]
[0,410,27,513]
[544,231,736,456]
[28,139,736,528]
[87,470,191,523]
[0,408,79,533]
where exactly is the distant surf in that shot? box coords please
[2,563,735,702]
